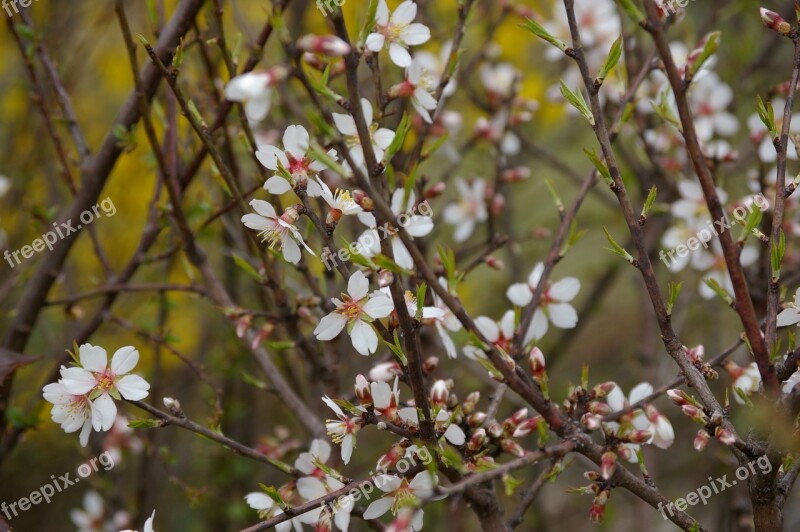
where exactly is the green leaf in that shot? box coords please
[543,178,564,214]
[651,90,682,130]
[603,227,635,264]
[703,277,733,306]
[667,281,682,315]
[383,330,408,365]
[756,95,778,138]
[384,113,412,163]
[584,148,612,185]
[14,24,35,41]
[687,32,720,81]
[559,81,594,126]
[520,18,567,52]
[310,141,349,177]
[615,0,645,25]
[640,186,657,221]
[771,229,786,281]
[259,485,287,509]
[597,35,623,84]
[232,254,262,282]
[128,418,162,429]
[416,283,428,320]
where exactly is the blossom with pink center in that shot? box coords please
[362,472,435,529]
[258,125,336,197]
[463,310,516,360]
[241,200,314,265]
[443,178,488,243]
[59,344,150,435]
[506,262,580,342]
[723,361,762,404]
[390,57,439,123]
[42,379,104,447]
[313,271,394,356]
[365,0,431,67]
[321,396,363,464]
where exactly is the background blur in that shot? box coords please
[0,0,798,530]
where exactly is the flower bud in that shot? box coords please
[424,182,446,199]
[376,443,405,472]
[369,362,402,382]
[581,413,602,431]
[467,428,487,453]
[529,347,546,382]
[714,426,736,446]
[467,412,487,427]
[431,380,449,408]
[491,194,505,216]
[484,256,504,270]
[163,397,183,417]
[589,489,609,523]
[296,34,352,57]
[235,314,252,338]
[423,356,439,374]
[625,429,653,444]
[487,422,503,439]
[600,451,617,479]
[592,382,616,399]
[681,404,709,424]
[352,190,374,211]
[760,8,792,36]
[355,375,372,407]
[584,470,600,482]
[378,269,394,288]
[502,166,531,183]
[685,344,705,363]
[513,415,543,437]
[500,438,525,457]
[667,388,690,406]
[462,391,480,415]
[588,402,612,416]
[694,429,710,452]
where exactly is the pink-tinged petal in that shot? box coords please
[366,32,386,52]
[523,309,548,344]
[116,374,150,401]
[110,346,139,376]
[245,492,274,511]
[241,213,270,231]
[629,382,654,404]
[375,0,390,24]
[362,294,394,319]
[401,23,431,46]
[297,476,328,500]
[341,434,355,464]
[314,312,348,341]
[606,386,626,411]
[506,283,533,307]
[363,497,393,520]
[405,215,433,237]
[350,319,378,356]
[473,316,500,343]
[777,309,800,327]
[79,344,108,372]
[92,393,117,431]
[452,217,475,243]
[245,96,271,122]
[283,125,309,159]
[282,236,302,264]
[392,1,417,25]
[371,381,393,409]
[256,145,289,171]
[549,278,580,302]
[347,270,370,300]
[389,43,412,67]
[333,113,358,136]
[444,424,465,445]
[548,303,578,329]
[360,97,374,125]
[264,176,293,195]
[499,310,516,339]
[79,418,93,447]
[391,238,414,270]
[60,367,97,395]
[250,199,277,219]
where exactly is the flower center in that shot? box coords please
[95,371,116,393]
[338,297,363,320]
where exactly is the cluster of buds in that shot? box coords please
[683,344,718,380]
[760,8,792,37]
[296,34,351,57]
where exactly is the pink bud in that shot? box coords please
[581,413,602,431]
[491,194,505,216]
[376,443,405,472]
[467,428,487,453]
[462,391,480,415]
[487,422,503,439]
[369,362,402,382]
[588,402,612,416]
[355,375,372,407]
[423,356,439,374]
[297,34,352,57]
[667,389,689,406]
[681,404,709,424]
[468,412,487,427]
[694,429,710,452]
[352,189,374,211]
[714,426,736,446]
[529,347,546,381]
[626,430,653,444]
[378,269,394,288]
[501,438,525,457]
[484,256,505,270]
[513,415,543,437]
[600,451,617,479]
[760,8,792,36]
[589,490,609,523]
[235,314,252,338]
[424,182,446,199]
[502,167,531,182]
[431,380,449,408]
[592,382,616,398]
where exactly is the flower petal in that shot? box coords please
[110,346,139,376]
